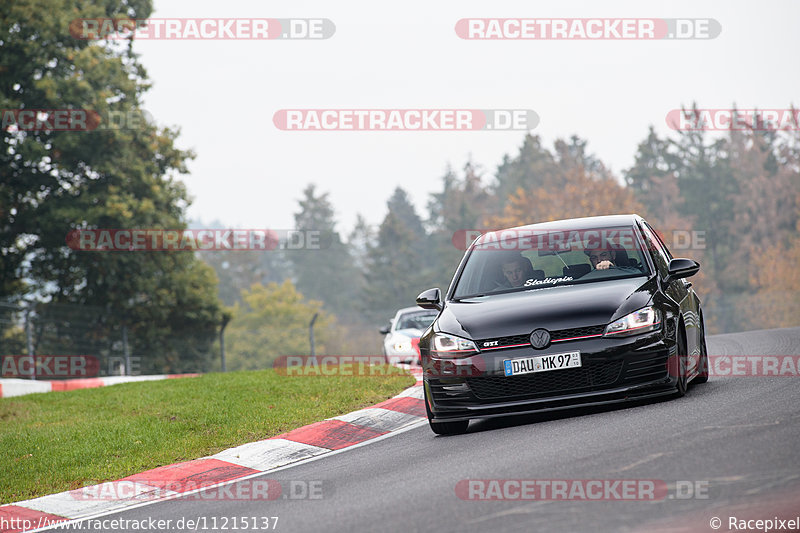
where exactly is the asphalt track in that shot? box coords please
[60,327,800,533]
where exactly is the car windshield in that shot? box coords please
[452,225,651,299]
[395,312,437,331]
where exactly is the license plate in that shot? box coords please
[503,351,581,377]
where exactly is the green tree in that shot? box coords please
[361,187,430,319]
[225,280,332,371]
[426,161,493,288]
[348,213,375,273]
[554,135,613,180]
[287,184,361,318]
[0,0,223,371]
[626,127,674,190]
[626,104,800,332]
[194,220,291,307]
[492,134,558,207]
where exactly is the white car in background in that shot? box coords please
[380,307,439,365]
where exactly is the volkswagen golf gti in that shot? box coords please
[416,215,708,435]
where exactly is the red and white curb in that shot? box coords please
[0,374,200,399]
[0,365,424,532]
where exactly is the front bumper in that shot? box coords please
[424,332,678,422]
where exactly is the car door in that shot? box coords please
[640,222,702,375]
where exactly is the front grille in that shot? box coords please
[466,360,623,400]
[477,325,605,350]
[477,334,530,349]
[551,325,606,341]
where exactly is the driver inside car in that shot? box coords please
[587,247,617,270]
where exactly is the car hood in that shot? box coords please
[437,277,656,340]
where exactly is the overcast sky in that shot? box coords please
[133,0,800,234]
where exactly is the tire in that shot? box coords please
[693,314,709,384]
[673,328,688,398]
[424,387,469,435]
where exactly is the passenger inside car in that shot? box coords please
[498,253,544,289]
[501,257,528,287]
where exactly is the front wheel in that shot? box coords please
[673,328,688,397]
[425,387,469,435]
[693,314,709,384]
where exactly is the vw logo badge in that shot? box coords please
[530,329,550,349]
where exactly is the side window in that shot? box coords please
[644,222,674,260]
[639,223,670,276]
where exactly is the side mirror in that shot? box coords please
[416,288,442,311]
[664,258,700,283]
[379,324,391,335]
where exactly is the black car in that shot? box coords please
[416,214,708,435]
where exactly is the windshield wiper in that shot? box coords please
[452,293,488,301]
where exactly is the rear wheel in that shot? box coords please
[425,387,469,435]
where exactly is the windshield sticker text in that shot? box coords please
[524,276,573,287]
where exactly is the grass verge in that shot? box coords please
[0,367,416,504]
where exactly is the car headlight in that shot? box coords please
[604,307,661,337]
[431,332,479,358]
[393,340,412,352]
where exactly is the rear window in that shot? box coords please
[452,226,650,299]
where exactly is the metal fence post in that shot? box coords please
[309,312,318,358]
[25,304,35,380]
[220,316,229,373]
[122,325,130,376]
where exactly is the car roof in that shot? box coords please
[476,214,643,244]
